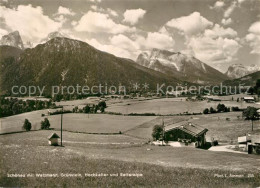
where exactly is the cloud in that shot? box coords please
[54,15,67,24]
[204,24,237,39]
[71,21,77,26]
[0,4,61,43]
[90,5,118,17]
[0,28,8,38]
[110,34,139,52]
[88,0,102,2]
[86,38,132,59]
[56,6,75,16]
[248,21,260,35]
[246,21,260,54]
[221,18,232,25]
[123,8,146,25]
[144,32,175,50]
[224,1,237,18]
[211,1,225,9]
[75,11,135,34]
[187,36,240,64]
[166,12,213,36]
[107,8,118,17]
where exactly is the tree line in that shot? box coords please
[0,97,56,117]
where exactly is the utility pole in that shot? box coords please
[162,116,165,146]
[60,106,63,147]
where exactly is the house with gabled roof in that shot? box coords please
[164,122,208,148]
[48,133,60,146]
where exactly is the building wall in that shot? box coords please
[165,129,196,142]
[49,138,58,146]
[165,129,206,147]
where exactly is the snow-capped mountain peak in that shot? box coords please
[0,31,24,49]
[40,31,69,44]
[225,64,260,79]
[136,48,228,84]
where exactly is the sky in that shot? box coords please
[0,0,260,72]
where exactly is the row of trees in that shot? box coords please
[0,97,55,117]
[203,104,230,114]
[22,118,51,131]
[72,101,107,114]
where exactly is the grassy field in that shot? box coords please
[0,130,260,187]
[106,97,259,115]
[47,114,156,134]
[0,112,156,134]
[0,109,50,134]
[125,112,260,142]
[191,112,260,142]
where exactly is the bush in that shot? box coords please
[83,105,91,113]
[129,113,156,116]
[203,108,209,114]
[41,118,51,130]
[22,119,31,131]
[98,101,107,108]
[210,107,216,113]
[212,140,218,146]
[152,125,163,140]
[217,104,226,112]
[231,106,241,111]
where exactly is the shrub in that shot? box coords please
[100,106,105,113]
[217,104,226,112]
[210,107,216,113]
[203,108,209,114]
[23,119,31,131]
[129,113,156,116]
[152,125,163,140]
[231,106,241,111]
[41,118,51,130]
[83,105,91,113]
[98,101,107,108]
[212,140,218,146]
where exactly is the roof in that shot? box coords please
[165,122,208,137]
[243,97,255,100]
[48,133,60,140]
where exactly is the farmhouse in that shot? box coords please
[242,96,255,103]
[48,133,60,146]
[238,134,260,154]
[205,96,221,101]
[165,122,208,148]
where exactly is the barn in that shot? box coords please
[242,97,255,103]
[165,122,208,148]
[238,134,260,154]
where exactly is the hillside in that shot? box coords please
[223,71,260,86]
[0,46,23,93]
[225,64,260,79]
[136,49,229,85]
[0,37,183,96]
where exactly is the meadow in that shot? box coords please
[0,112,156,134]
[106,97,259,115]
[125,112,260,142]
[0,130,260,187]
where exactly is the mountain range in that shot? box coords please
[223,71,260,86]
[1,30,259,96]
[0,37,183,95]
[225,64,260,79]
[136,49,228,84]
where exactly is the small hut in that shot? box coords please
[48,133,60,146]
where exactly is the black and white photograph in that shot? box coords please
[0,0,260,187]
